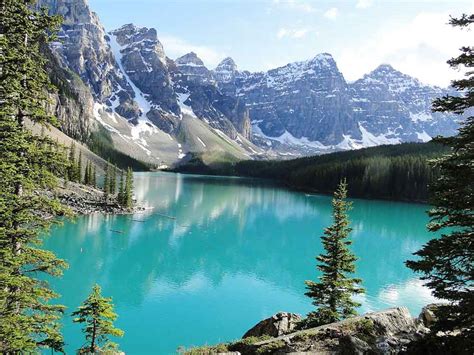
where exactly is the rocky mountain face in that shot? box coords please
[39,0,458,164]
[213,56,458,154]
[38,0,260,166]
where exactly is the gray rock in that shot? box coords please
[243,312,302,338]
[418,303,442,328]
[247,307,430,354]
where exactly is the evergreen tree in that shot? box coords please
[68,141,77,182]
[0,1,68,351]
[103,163,110,202]
[78,150,83,184]
[124,168,134,209]
[72,284,124,353]
[87,161,92,185]
[406,13,474,346]
[118,171,125,206]
[303,180,364,328]
[109,164,117,195]
[92,164,97,188]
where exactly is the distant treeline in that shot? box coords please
[174,142,450,202]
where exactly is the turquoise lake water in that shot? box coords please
[43,172,436,354]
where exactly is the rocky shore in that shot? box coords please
[45,180,145,215]
[183,306,442,354]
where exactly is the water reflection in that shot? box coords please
[44,172,435,354]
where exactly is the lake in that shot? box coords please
[43,172,436,354]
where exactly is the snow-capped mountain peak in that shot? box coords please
[175,52,205,67]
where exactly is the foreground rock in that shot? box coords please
[243,312,302,339]
[183,307,430,354]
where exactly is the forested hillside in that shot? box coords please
[174,142,449,202]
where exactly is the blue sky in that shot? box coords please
[89,0,473,86]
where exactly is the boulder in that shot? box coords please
[242,312,302,339]
[418,303,443,328]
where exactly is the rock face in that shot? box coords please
[39,0,260,165]
[349,64,458,144]
[241,307,429,354]
[39,0,459,162]
[242,312,302,339]
[213,56,459,154]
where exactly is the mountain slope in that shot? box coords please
[38,0,458,163]
[38,1,262,167]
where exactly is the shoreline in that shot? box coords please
[45,180,145,216]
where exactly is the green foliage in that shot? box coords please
[109,164,116,195]
[0,1,69,351]
[406,13,474,343]
[304,180,364,328]
[124,168,134,209]
[67,141,79,182]
[175,142,448,202]
[72,284,124,353]
[103,162,111,201]
[92,164,97,188]
[78,150,83,183]
[88,126,151,171]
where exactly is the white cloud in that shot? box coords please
[356,0,373,9]
[277,27,311,39]
[272,0,316,13]
[337,11,472,86]
[158,34,225,68]
[324,7,339,20]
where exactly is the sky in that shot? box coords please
[88,0,473,87]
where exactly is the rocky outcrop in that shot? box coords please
[242,312,302,339]
[185,307,432,354]
[418,303,442,328]
[246,307,429,354]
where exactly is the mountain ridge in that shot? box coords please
[38,0,459,165]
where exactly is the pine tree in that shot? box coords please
[78,150,83,184]
[103,163,110,202]
[72,284,124,353]
[68,141,77,182]
[109,164,117,196]
[124,168,134,209]
[303,180,364,328]
[92,164,97,188]
[406,14,474,346]
[0,1,68,352]
[118,171,125,206]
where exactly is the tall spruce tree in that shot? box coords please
[68,141,77,182]
[92,164,97,188]
[304,180,364,328]
[78,150,83,184]
[109,164,117,195]
[0,1,69,352]
[124,167,134,209]
[118,171,125,207]
[406,13,474,346]
[103,162,110,202]
[72,284,124,353]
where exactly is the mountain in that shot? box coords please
[213,57,458,155]
[38,0,262,167]
[38,0,458,165]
